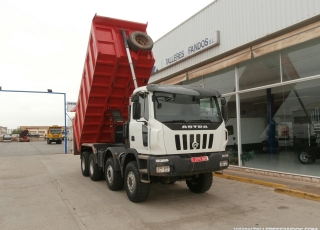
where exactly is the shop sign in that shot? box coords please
[163,31,220,68]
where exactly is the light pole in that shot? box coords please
[0,89,67,154]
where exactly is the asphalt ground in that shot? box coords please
[0,141,319,229]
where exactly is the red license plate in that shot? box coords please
[191,156,209,163]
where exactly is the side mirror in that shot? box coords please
[221,97,226,106]
[131,94,140,102]
[226,125,234,136]
[132,102,141,120]
[221,104,228,122]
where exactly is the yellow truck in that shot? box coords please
[47,126,63,144]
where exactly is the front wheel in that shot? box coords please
[298,151,315,164]
[124,161,150,203]
[89,154,102,181]
[186,173,213,193]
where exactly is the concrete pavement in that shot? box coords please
[1,142,320,229]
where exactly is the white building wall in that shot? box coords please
[150,0,320,83]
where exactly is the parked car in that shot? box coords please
[11,134,19,141]
[3,134,12,142]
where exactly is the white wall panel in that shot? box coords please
[150,0,320,83]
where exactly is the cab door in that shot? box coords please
[129,92,150,155]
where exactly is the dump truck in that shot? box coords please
[47,126,63,144]
[73,15,230,203]
[19,130,30,142]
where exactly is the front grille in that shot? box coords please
[175,134,214,150]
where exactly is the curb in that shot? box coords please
[274,187,320,202]
[213,172,320,202]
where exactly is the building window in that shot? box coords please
[282,38,320,81]
[239,51,280,90]
[236,79,320,177]
[204,66,235,94]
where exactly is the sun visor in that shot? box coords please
[147,84,220,97]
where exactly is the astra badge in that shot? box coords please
[182,125,208,129]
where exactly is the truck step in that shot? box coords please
[139,169,148,174]
[138,155,149,160]
[139,169,150,183]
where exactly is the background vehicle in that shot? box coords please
[47,126,63,144]
[11,134,20,141]
[292,110,320,164]
[3,134,12,142]
[19,130,30,142]
[73,15,229,203]
[226,118,291,153]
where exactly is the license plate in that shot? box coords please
[191,156,209,163]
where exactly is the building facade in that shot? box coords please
[0,126,8,136]
[149,0,320,178]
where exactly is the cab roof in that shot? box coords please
[146,84,221,97]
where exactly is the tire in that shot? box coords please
[89,154,102,181]
[127,31,153,52]
[105,158,123,191]
[47,140,51,144]
[81,152,90,177]
[124,161,150,203]
[298,151,315,164]
[186,173,213,193]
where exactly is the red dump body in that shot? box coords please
[73,15,155,154]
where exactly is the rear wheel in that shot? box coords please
[81,152,90,176]
[105,158,123,190]
[125,161,150,203]
[186,173,213,193]
[89,154,102,181]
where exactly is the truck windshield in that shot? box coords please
[50,129,62,134]
[153,92,222,123]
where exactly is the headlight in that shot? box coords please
[156,166,170,173]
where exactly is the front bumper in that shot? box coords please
[147,152,229,176]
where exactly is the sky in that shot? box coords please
[0,0,214,130]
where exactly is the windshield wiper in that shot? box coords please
[163,120,187,123]
[186,119,213,123]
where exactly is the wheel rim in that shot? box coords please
[107,165,114,184]
[135,35,148,46]
[81,156,85,171]
[300,152,309,162]
[89,159,94,175]
[127,171,136,193]
[262,146,268,152]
